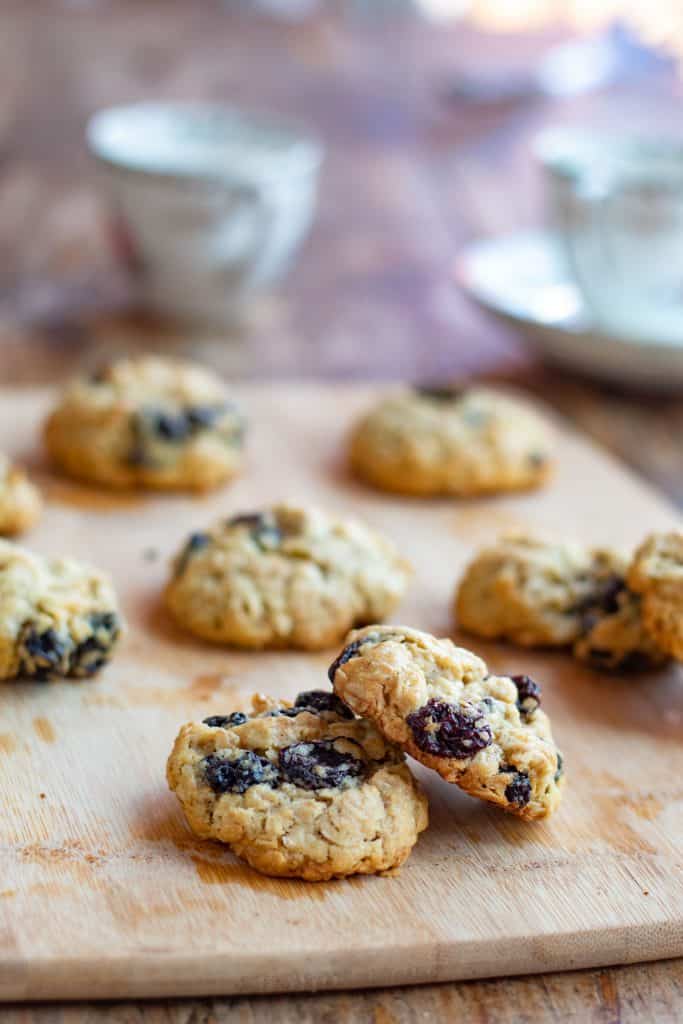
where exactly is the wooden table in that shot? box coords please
[0,2,681,1020]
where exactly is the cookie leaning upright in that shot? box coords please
[349,385,554,496]
[0,539,121,680]
[44,355,245,491]
[628,531,683,660]
[0,454,42,535]
[167,691,428,881]
[165,505,411,650]
[329,625,564,819]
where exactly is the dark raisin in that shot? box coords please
[69,612,120,677]
[327,632,385,683]
[154,404,229,441]
[528,451,547,467]
[554,751,564,782]
[279,739,366,790]
[202,751,278,794]
[175,532,210,576]
[502,767,532,808]
[20,627,68,680]
[414,383,465,402]
[128,403,231,465]
[584,646,656,673]
[203,712,248,728]
[262,707,308,718]
[185,405,224,430]
[226,512,282,549]
[294,690,354,719]
[153,410,190,441]
[406,699,492,759]
[576,574,626,622]
[510,674,541,720]
[227,513,266,529]
[599,575,626,614]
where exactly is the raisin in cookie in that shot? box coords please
[44,356,245,491]
[573,577,666,671]
[167,690,428,880]
[0,539,121,680]
[349,386,553,496]
[0,455,42,535]
[455,533,666,671]
[165,505,411,650]
[628,531,683,660]
[329,625,564,820]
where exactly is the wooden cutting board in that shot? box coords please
[1,385,682,1002]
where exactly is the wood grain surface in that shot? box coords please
[1,386,681,1004]
[2,2,683,1019]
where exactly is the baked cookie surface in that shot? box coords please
[0,455,42,535]
[456,533,666,672]
[44,356,245,491]
[165,505,411,650]
[167,691,428,880]
[329,625,564,820]
[0,539,121,680]
[349,386,554,496]
[628,531,683,660]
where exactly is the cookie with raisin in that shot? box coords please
[0,539,121,680]
[628,531,683,660]
[572,577,666,672]
[165,505,411,650]
[0,454,42,536]
[349,386,553,496]
[329,625,564,820]
[456,533,666,672]
[166,690,428,881]
[44,355,245,491]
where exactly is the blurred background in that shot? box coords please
[2,0,683,500]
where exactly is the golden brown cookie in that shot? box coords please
[167,691,428,881]
[456,533,667,672]
[0,539,121,680]
[0,455,42,535]
[44,355,245,491]
[628,531,683,660]
[329,625,564,820]
[349,386,554,496]
[165,505,411,650]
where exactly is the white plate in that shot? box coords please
[455,230,683,391]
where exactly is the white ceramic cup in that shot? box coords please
[535,129,683,346]
[87,103,323,325]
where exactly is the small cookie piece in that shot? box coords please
[165,505,411,650]
[628,531,683,660]
[573,577,667,672]
[167,691,428,880]
[0,455,42,535]
[0,539,121,680]
[329,625,564,820]
[44,356,245,491]
[349,386,553,496]
[456,533,666,672]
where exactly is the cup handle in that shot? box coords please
[213,180,274,280]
